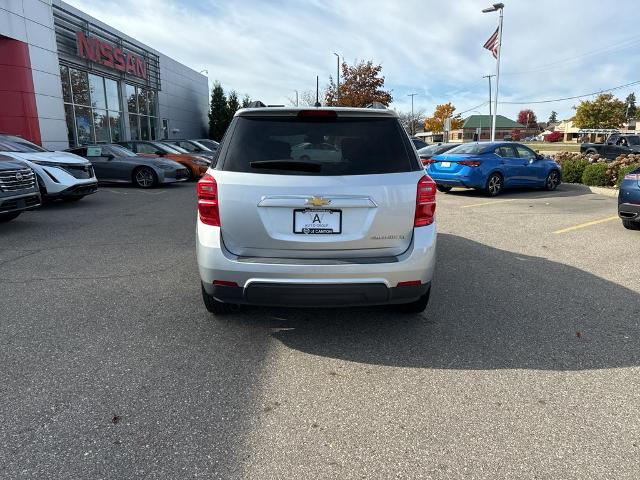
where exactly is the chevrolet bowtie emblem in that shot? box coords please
[305,196,331,207]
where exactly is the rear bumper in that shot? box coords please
[427,168,484,189]
[197,222,437,306]
[210,281,431,307]
[618,202,640,220]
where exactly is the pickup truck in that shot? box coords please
[0,156,41,222]
[580,133,640,160]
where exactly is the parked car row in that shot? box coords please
[0,134,219,222]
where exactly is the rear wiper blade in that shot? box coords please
[249,160,321,173]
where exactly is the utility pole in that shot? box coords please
[333,53,340,105]
[408,93,418,135]
[482,74,495,117]
[294,90,299,107]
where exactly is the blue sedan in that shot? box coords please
[426,142,562,196]
[618,166,640,230]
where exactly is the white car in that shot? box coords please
[0,135,98,201]
[196,106,437,314]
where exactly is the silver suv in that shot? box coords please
[196,107,437,314]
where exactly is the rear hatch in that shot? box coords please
[215,109,423,259]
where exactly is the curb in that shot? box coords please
[563,183,619,198]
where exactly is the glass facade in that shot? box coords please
[126,84,158,142]
[61,65,157,147]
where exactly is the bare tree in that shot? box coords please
[286,90,319,107]
[396,108,426,135]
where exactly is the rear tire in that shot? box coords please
[202,283,236,315]
[0,211,21,222]
[485,173,503,197]
[397,288,431,314]
[622,219,640,230]
[436,185,453,193]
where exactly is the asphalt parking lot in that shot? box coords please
[2,182,639,479]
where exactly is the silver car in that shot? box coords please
[196,107,437,314]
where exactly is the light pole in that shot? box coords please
[333,52,340,105]
[482,2,504,142]
[294,90,299,107]
[408,93,418,135]
[482,74,495,116]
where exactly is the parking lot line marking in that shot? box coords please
[552,216,618,234]
[460,199,517,208]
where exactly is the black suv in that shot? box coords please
[0,155,41,222]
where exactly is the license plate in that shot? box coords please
[441,161,451,167]
[294,209,342,234]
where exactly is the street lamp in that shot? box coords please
[482,2,504,141]
[333,53,340,105]
[408,93,418,135]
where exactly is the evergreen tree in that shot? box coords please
[208,81,228,141]
[241,94,252,109]
[548,111,558,124]
[625,93,637,119]
[227,91,240,122]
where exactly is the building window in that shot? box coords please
[60,66,124,146]
[125,84,158,142]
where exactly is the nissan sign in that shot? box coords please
[75,31,147,80]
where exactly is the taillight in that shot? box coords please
[421,157,434,166]
[458,160,481,167]
[197,174,220,226]
[414,175,436,227]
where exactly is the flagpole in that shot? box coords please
[491,5,504,142]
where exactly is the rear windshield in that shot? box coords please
[220,116,418,175]
[447,143,490,155]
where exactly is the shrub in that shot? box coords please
[510,129,521,141]
[544,131,563,142]
[561,159,589,183]
[617,163,640,187]
[581,162,609,186]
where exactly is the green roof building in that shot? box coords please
[462,115,525,129]
[443,114,535,143]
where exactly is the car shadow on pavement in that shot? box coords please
[247,233,639,371]
[444,183,598,200]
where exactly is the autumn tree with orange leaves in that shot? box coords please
[325,60,392,107]
[424,103,464,133]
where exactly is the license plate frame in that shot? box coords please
[441,161,451,167]
[293,208,342,234]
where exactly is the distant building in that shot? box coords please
[447,115,535,143]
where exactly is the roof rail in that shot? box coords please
[366,102,388,110]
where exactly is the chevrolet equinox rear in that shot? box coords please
[196,107,437,314]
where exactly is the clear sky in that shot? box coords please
[66,0,640,123]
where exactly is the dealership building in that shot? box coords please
[0,0,209,150]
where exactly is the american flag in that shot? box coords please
[483,27,500,59]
